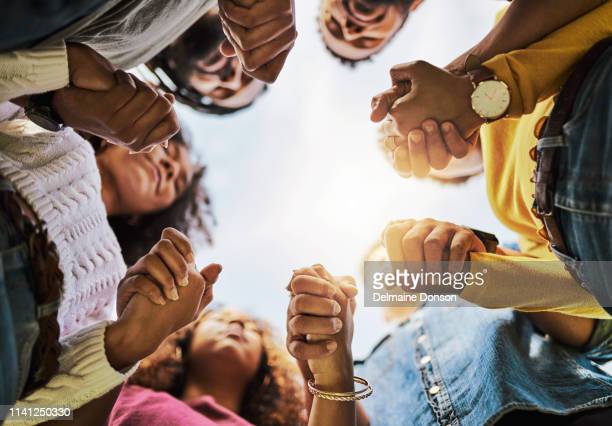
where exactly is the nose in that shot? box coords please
[160,154,180,182]
[218,59,243,91]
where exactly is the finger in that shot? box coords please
[389,60,430,86]
[311,264,334,281]
[143,253,179,301]
[392,144,413,178]
[441,122,471,159]
[198,276,215,313]
[382,220,416,262]
[408,130,430,178]
[288,315,343,336]
[289,275,337,299]
[371,84,410,123]
[423,225,454,263]
[422,120,451,170]
[200,263,223,285]
[127,275,166,307]
[288,339,337,360]
[402,222,436,263]
[221,11,293,51]
[448,230,484,273]
[225,24,296,73]
[335,275,358,298]
[289,294,341,317]
[161,228,195,264]
[219,0,292,28]
[111,76,158,122]
[244,48,291,83]
[139,111,180,152]
[152,239,189,287]
[128,96,177,152]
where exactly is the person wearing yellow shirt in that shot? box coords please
[372,1,612,343]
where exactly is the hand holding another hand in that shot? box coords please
[286,264,357,389]
[52,43,179,152]
[105,228,222,371]
[218,0,297,83]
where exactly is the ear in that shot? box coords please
[410,0,425,12]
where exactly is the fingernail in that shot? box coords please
[424,122,434,133]
[179,276,189,287]
[332,302,341,315]
[186,253,195,264]
[410,132,422,143]
[169,287,179,301]
[326,341,337,351]
[442,123,452,133]
[332,318,342,331]
[156,296,166,306]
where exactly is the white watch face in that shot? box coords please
[471,80,510,120]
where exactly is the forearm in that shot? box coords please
[463,252,611,319]
[6,323,136,426]
[0,42,68,102]
[524,311,595,348]
[308,372,356,426]
[448,0,606,74]
[41,386,122,426]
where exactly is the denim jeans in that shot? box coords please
[354,307,612,426]
[0,181,38,407]
[553,45,612,314]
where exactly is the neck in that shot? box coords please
[182,376,246,414]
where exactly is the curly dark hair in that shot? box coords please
[106,128,214,266]
[129,309,307,425]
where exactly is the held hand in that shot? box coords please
[106,262,222,371]
[371,60,484,140]
[382,218,486,271]
[54,45,179,152]
[117,228,196,315]
[381,120,477,178]
[218,0,297,83]
[286,265,357,386]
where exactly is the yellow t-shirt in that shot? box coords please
[461,3,612,319]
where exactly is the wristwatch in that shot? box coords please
[25,92,64,132]
[467,66,511,122]
[468,228,499,254]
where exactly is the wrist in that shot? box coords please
[105,319,158,371]
[459,75,486,133]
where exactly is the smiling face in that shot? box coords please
[188,309,264,383]
[320,0,416,62]
[97,140,194,217]
[188,51,266,110]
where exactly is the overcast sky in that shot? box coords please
[178,0,510,357]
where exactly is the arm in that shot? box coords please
[447,0,608,74]
[483,0,612,116]
[0,42,69,102]
[381,220,611,320]
[286,266,369,426]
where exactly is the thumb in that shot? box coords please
[371,84,410,122]
[200,263,223,285]
[67,43,116,91]
[220,39,237,57]
[389,61,430,86]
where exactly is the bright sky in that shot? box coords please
[179,0,512,358]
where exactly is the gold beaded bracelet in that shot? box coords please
[307,376,373,402]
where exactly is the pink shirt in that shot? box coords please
[110,385,254,426]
